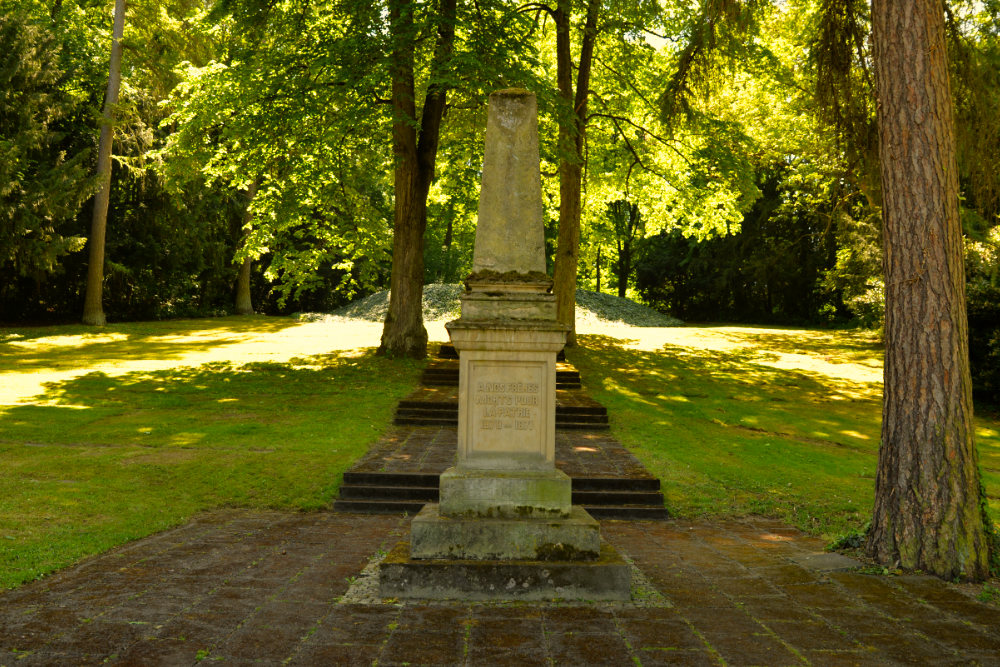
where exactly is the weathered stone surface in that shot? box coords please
[437,468,572,518]
[447,325,565,468]
[472,89,547,276]
[410,504,599,560]
[458,290,557,322]
[380,540,629,601]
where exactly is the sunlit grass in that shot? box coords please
[566,323,1000,540]
[0,316,421,588]
[2,314,998,587]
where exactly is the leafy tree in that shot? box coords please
[377,0,457,358]
[0,3,93,294]
[656,0,992,578]
[82,0,126,326]
[603,200,643,297]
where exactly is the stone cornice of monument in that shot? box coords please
[455,88,562,326]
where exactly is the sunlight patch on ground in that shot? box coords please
[562,321,885,387]
[0,317,385,406]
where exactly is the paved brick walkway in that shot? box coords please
[2,510,997,666]
[348,426,655,480]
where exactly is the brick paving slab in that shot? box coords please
[348,425,656,480]
[2,511,999,666]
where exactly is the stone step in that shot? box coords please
[334,498,668,520]
[332,498,427,514]
[333,474,667,520]
[571,476,662,492]
[342,472,659,493]
[572,489,665,505]
[584,505,671,520]
[420,374,581,390]
[394,416,459,427]
[339,484,439,501]
[343,471,440,487]
[392,416,609,429]
[438,344,565,362]
[393,398,609,429]
[337,486,663,507]
[556,421,611,431]
[397,400,607,416]
[422,368,581,380]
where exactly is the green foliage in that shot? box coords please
[978,583,1000,604]
[967,228,1000,405]
[0,3,93,284]
[826,521,869,551]
[635,164,843,324]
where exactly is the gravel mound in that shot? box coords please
[305,283,681,327]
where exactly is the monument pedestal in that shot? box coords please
[410,503,599,561]
[377,89,630,602]
[379,540,630,602]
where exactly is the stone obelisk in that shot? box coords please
[380,90,628,601]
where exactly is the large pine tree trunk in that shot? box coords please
[552,0,599,347]
[866,0,988,580]
[378,0,455,358]
[82,0,125,326]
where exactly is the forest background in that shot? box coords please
[4,0,1000,404]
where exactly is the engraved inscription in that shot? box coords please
[476,381,539,431]
[468,363,544,454]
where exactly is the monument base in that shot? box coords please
[411,503,599,560]
[439,467,571,518]
[379,540,631,601]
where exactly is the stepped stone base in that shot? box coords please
[439,467,571,517]
[410,504,600,560]
[379,540,630,601]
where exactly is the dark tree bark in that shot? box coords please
[235,177,260,316]
[552,0,599,347]
[378,0,455,358]
[866,0,988,580]
[595,245,601,293]
[82,0,126,326]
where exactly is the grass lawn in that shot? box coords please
[569,326,1000,541]
[0,316,423,588]
[1,315,997,589]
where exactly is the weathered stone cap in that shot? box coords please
[472,89,547,276]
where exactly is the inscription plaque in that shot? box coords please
[468,361,544,457]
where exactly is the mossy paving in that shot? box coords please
[1,510,997,666]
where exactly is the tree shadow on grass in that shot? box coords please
[0,350,424,588]
[0,315,307,373]
[0,350,423,452]
[576,333,883,434]
[709,327,884,367]
[571,334,885,532]
[571,333,1000,528]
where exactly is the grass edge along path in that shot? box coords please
[0,316,423,589]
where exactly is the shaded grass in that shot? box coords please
[570,331,1000,540]
[0,331,422,588]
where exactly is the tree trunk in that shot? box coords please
[552,0,599,347]
[82,0,125,326]
[378,0,455,358]
[442,201,454,281]
[616,237,628,298]
[595,245,601,293]
[235,178,260,316]
[866,0,988,580]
